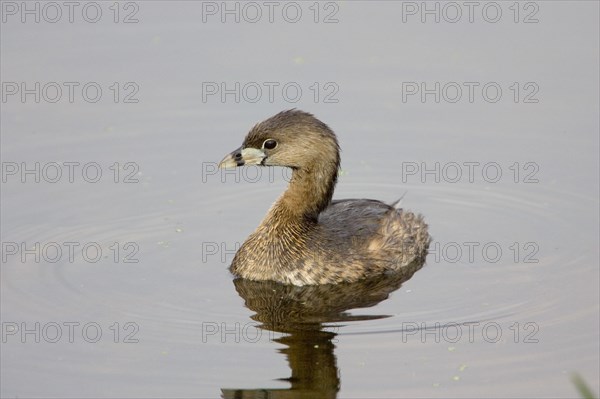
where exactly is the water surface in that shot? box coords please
[1,1,598,398]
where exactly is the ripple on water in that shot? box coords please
[2,174,597,356]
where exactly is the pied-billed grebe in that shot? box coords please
[219,110,430,286]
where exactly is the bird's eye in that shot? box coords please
[263,139,277,150]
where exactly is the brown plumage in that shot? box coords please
[219,110,430,286]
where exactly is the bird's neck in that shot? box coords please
[263,162,338,229]
[285,163,338,219]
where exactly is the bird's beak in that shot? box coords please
[218,146,266,169]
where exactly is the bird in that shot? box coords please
[219,109,430,285]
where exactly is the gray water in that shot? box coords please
[1,1,598,398]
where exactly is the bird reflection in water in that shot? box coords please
[221,259,425,399]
